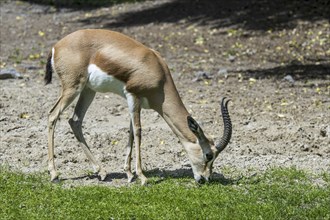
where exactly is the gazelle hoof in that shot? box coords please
[51,176,60,183]
[140,176,148,186]
[126,172,135,183]
[50,171,59,183]
[98,169,107,181]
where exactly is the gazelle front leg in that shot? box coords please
[124,119,135,183]
[125,91,147,185]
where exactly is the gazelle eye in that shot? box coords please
[205,153,213,162]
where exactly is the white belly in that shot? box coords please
[86,64,150,109]
[87,64,125,96]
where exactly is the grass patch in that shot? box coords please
[0,167,329,219]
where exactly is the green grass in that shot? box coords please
[0,167,329,220]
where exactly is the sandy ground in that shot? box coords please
[0,0,329,186]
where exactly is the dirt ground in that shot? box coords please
[0,0,329,186]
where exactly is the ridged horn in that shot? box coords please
[216,97,232,153]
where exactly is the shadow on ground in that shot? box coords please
[61,168,243,185]
[83,0,329,31]
[22,0,329,31]
[146,168,247,185]
[20,0,145,9]
[244,63,330,81]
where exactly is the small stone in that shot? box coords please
[218,68,228,75]
[283,75,295,85]
[217,68,228,78]
[300,145,309,152]
[192,71,212,82]
[320,126,328,137]
[228,55,236,62]
[0,68,23,79]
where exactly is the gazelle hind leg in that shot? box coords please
[68,86,107,180]
[48,90,79,182]
[124,119,134,183]
[125,91,147,185]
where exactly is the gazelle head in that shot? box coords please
[185,98,232,184]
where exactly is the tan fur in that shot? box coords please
[47,29,220,185]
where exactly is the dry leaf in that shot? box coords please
[20,113,29,119]
[38,31,45,37]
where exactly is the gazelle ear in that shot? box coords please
[187,116,205,140]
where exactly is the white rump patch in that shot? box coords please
[51,47,55,70]
[87,64,125,96]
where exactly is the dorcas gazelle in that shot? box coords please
[45,29,232,185]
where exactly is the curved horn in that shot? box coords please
[216,97,232,153]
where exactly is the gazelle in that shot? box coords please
[45,29,232,185]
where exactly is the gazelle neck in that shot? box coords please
[154,75,197,144]
[161,106,196,143]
